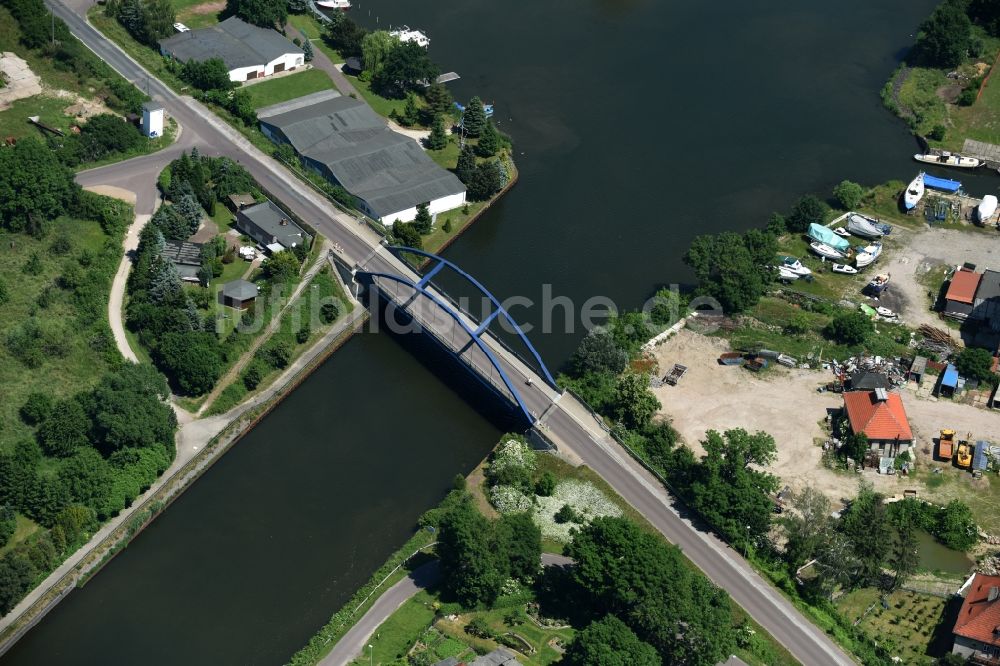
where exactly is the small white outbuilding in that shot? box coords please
[141,101,164,138]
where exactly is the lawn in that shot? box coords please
[835,588,954,665]
[288,13,324,40]
[0,95,82,140]
[0,216,122,454]
[244,68,336,110]
[942,32,1000,149]
[174,0,225,29]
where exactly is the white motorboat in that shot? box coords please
[914,152,983,169]
[832,263,858,275]
[390,25,430,47]
[316,0,351,8]
[810,241,844,260]
[854,241,883,268]
[904,173,924,210]
[978,195,998,222]
[846,213,885,239]
[777,266,800,281]
[779,256,812,277]
[876,306,898,318]
[834,227,851,237]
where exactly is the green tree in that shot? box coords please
[786,194,827,233]
[20,392,53,426]
[497,512,541,582]
[563,615,660,666]
[37,399,92,458]
[0,506,14,548]
[937,500,977,551]
[412,203,432,234]
[437,498,506,607]
[423,82,453,117]
[915,0,972,67]
[611,373,660,431]
[840,480,890,586]
[462,96,487,137]
[225,0,287,28]
[57,448,113,514]
[468,161,504,200]
[782,485,832,569]
[301,39,314,62]
[823,311,873,345]
[392,221,422,249]
[535,471,556,497]
[263,251,301,284]
[324,13,366,58]
[689,429,779,549]
[180,58,233,91]
[569,330,628,377]
[455,144,477,184]
[373,41,438,97]
[154,331,224,395]
[0,137,78,233]
[89,363,176,454]
[833,180,865,210]
[360,30,396,75]
[889,517,919,591]
[683,230,775,313]
[956,347,995,383]
[766,212,787,235]
[969,0,1000,36]
[138,0,175,44]
[425,114,448,150]
[475,119,500,157]
[0,551,36,615]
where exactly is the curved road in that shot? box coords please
[323,554,574,666]
[43,3,853,664]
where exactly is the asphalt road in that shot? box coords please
[322,554,574,666]
[50,4,854,664]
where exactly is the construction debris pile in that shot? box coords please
[916,324,959,360]
[825,355,909,389]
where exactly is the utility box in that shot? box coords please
[142,101,164,138]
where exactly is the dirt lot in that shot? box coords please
[650,329,901,503]
[650,327,1000,514]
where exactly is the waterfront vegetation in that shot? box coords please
[0,137,178,616]
[205,265,353,415]
[127,150,315,401]
[881,0,1000,146]
[291,434,797,666]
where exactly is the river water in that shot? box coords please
[6,0,998,663]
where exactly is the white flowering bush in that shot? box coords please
[489,438,536,477]
[533,480,622,542]
[490,484,534,514]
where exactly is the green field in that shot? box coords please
[288,13,324,40]
[173,0,225,29]
[245,68,336,109]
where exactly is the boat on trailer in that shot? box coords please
[832,263,858,275]
[854,241,883,268]
[777,266,801,281]
[866,273,891,295]
[846,213,885,239]
[914,152,983,169]
[778,256,812,276]
[904,173,924,210]
[810,241,845,260]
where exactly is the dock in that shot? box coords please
[958,139,1000,169]
[435,72,460,84]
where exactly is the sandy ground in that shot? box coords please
[83,184,137,205]
[880,226,1000,332]
[0,52,42,109]
[651,327,999,506]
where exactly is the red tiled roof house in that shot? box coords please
[953,573,1000,661]
[944,267,982,321]
[842,389,913,458]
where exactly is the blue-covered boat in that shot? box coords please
[454,101,495,117]
[922,173,962,193]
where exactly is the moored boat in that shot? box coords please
[846,213,885,239]
[810,241,844,260]
[390,25,430,47]
[316,0,351,8]
[914,152,983,169]
[832,263,858,275]
[978,195,998,222]
[904,173,924,210]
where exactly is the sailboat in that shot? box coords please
[316,0,351,8]
[810,242,844,260]
[904,173,924,210]
[846,213,885,239]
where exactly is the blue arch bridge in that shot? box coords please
[352,246,559,426]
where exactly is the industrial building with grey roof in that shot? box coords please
[258,90,466,224]
[159,17,303,81]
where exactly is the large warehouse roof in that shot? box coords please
[259,91,465,218]
[159,17,302,69]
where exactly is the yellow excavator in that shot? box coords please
[956,432,973,469]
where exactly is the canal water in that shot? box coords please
[6,0,999,663]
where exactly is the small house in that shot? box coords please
[159,17,304,83]
[842,389,913,458]
[908,355,928,384]
[227,193,256,212]
[848,370,891,391]
[160,239,203,282]
[141,101,164,138]
[939,363,960,398]
[952,573,1000,661]
[972,269,1000,331]
[235,199,310,253]
[944,267,982,321]
[220,280,258,309]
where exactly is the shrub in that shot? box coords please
[833,180,864,210]
[823,311,873,345]
[320,301,340,324]
[20,392,53,425]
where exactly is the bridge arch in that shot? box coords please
[385,246,558,390]
[356,270,536,424]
